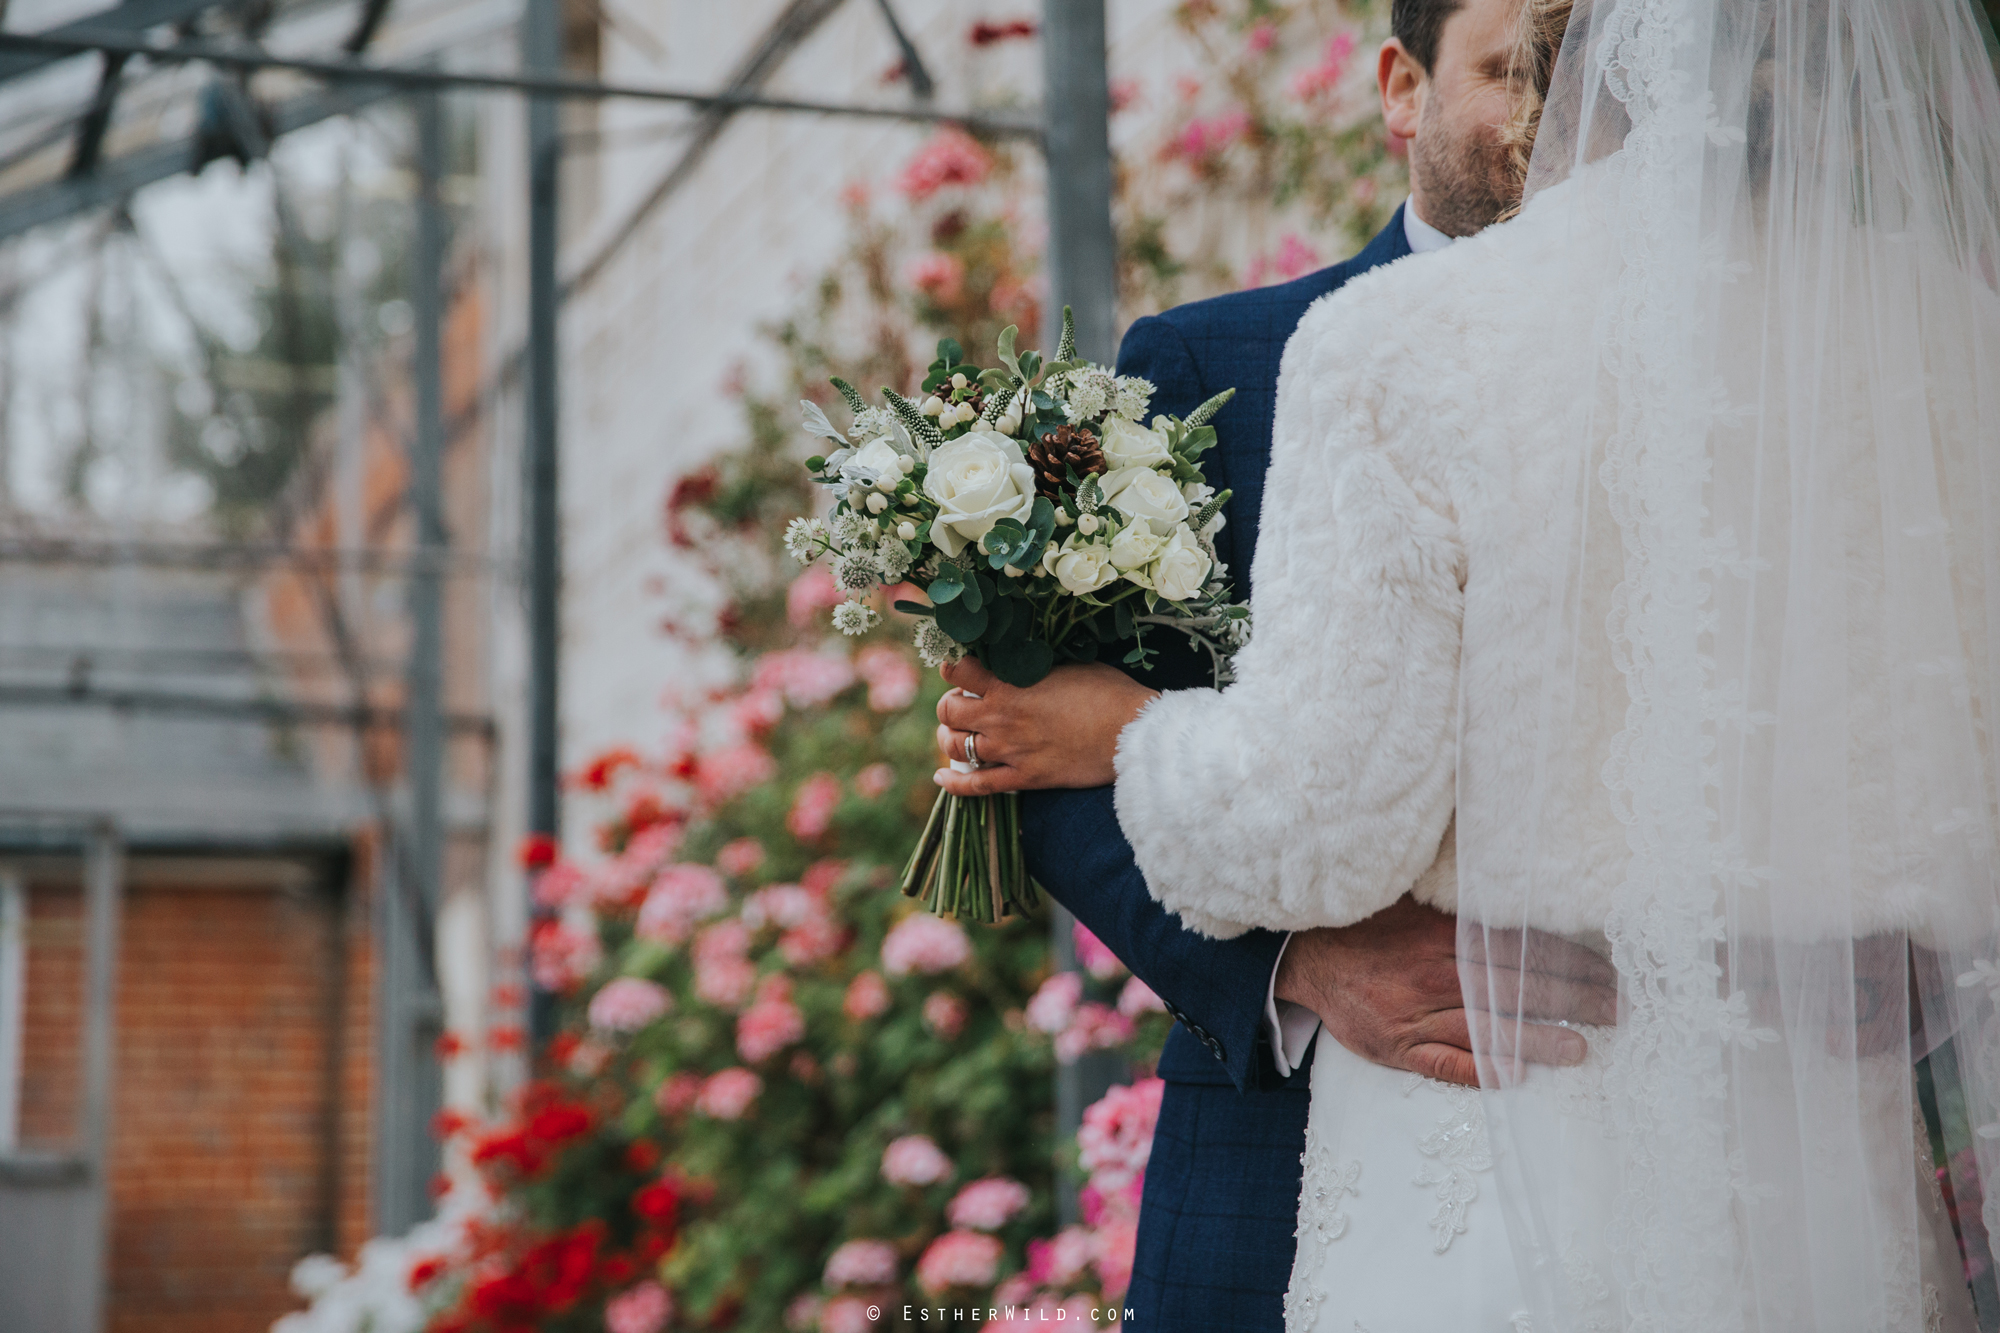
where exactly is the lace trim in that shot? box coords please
[1409,1077,1493,1253]
[1285,1122,1362,1330]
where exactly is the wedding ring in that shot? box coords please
[964,732,983,768]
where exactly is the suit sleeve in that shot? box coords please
[1014,312,1292,1094]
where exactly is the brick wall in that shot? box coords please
[16,856,374,1333]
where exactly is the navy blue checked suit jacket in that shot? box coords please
[1018,210,1415,1331]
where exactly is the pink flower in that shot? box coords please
[1055,1002,1135,1063]
[743,885,816,930]
[1027,1226,1096,1285]
[881,1134,954,1186]
[909,252,966,300]
[916,1230,1002,1293]
[695,1067,763,1120]
[856,644,921,711]
[693,920,757,1008]
[896,127,993,199]
[946,1176,1030,1230]
[881,914,972,976]
[1108,76,1142,114]
[636,863,729,944]
[821,1296,880,1333]
[845,970,891,1020]
[530,919,602,992]
[1170,108,1251,162]
[1025,972,1083,1033]
[787,565,845,629]
[1289,30,1359,101]
[604,1281,671,1333]
[587,977,672,1033]
[854,762,898,799]
[615,823,682,884]
[655,1071,703,1116]
[1117,976,1168,1016]
[1095,1217,1139,1301]
[787,772,843,841]
[823,1238,900,1288]
[737,985,806,1063]
[1273,232,1322,281]
[532,860,589,910]
[1077,1078,1164,1192]
[1072,922,1127,979]
[715,836,766,878]
[993,1273,1036,1306]
[696,742,776,808]
[802,858,848,894]
[779,914,848,967]
[753,649,857,707]
[1245,20,1276,52]
[923,990,967,1040]
[731,687,785,736]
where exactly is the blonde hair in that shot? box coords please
[1498,0,1577,219]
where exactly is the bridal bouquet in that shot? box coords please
[785,309,1249,921]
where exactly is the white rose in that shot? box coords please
[1108,525,1166,581]
[1100,465,1191,535]
[1150,524,1213,601]
[841,436,907,494]
[922,429,1038,557]
[1099,417,1172,470]
[1050,535,1119,595]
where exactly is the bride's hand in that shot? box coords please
[933,657,1160,795]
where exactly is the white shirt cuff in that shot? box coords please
[1264,931,1322,1078]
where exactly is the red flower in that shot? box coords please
[516,833,559,869]
[545,1031,579,1064]
[633,1178,680,1231]
[576,746,643,792]
[435,1030,467,1060]
[969,18,1036,45]
[488,1024,526,1053]
[431,1107,473,1140]
[427,1172,453,1200]
[409,1255,449,1289]
[623,1139,662,1174]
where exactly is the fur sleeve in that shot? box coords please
[1111,295,1463,938]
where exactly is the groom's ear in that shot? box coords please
[1378,38,1428,142]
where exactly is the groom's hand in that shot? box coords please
[1276,897,1618,1088]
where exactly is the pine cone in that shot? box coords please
[1026,426,1105,499]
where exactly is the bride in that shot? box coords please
[937,0,2000,1327]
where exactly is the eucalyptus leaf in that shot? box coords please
[1114,599,1136,640]
[938,338,964,366]
[986,637,1056,688]
[960,571,986,613]
[893,600,935,617]
[987,596,1017,641]
[929,565,965,603]
[935,597,988,643]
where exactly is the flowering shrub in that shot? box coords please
[273,6,1404,1329]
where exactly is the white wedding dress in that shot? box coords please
[1108,0,2000,1324]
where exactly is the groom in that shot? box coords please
[940,0,1609,1327]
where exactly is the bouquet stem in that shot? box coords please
[899,790,1040,922]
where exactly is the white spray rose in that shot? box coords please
[840,436,907,495]
[1100,465,1191,535]
[922,429,1038,557]
[1150,524,1213,601]
[1049,534,1119,595]
[1108,525,1166,581]
[1099,417,1172,470]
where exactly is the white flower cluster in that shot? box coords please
[914,618,967,667]
[1061,367,1155,425]
[833,600,881,636]
[1029,417,1218,601]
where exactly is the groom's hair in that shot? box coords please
[1392,0,1463,73]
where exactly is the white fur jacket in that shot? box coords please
[1111,188,1999,944]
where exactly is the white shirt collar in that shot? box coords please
[1402,202,1457,254]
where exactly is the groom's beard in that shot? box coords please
[1410,99,1520,237]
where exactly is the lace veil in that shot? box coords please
[1456,0,2000,1326]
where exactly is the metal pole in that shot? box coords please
[80,820,121,1333]
[1040,0,1117,365]
[524,0,562,1047]
[1041,0,1123,1225]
